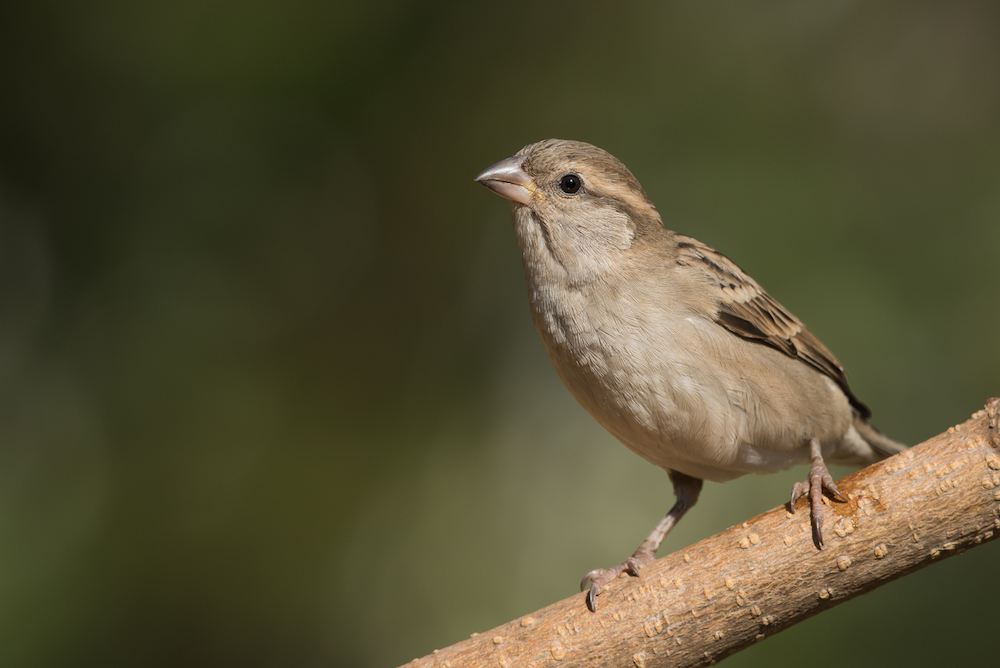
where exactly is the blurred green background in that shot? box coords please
[1,1,998,666]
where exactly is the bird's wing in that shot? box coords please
[674,235,870,418]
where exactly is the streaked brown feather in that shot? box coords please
[674,235,870,418]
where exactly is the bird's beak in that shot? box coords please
[474,155,539,206]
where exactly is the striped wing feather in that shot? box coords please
[674,235,870,419]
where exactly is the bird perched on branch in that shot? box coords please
[475,139,904,611]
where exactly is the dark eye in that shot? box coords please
[559,173,582,194]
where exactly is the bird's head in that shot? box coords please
[476,139,665,278]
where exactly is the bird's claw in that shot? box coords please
[580,556,648,612]
[789,457,848,549]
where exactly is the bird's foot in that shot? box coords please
[580,550,654,612]
[789,452,847,549]
[578,472,702,612]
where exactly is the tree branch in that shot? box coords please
[400,398,1000,668]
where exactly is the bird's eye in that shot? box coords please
[559,174,582,194]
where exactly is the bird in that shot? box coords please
[474,139,905,612]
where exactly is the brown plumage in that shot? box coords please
[476,139,904,611]
[673,234,871,419]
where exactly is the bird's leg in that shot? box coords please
[789,437,848,548]
[581,470,702,612]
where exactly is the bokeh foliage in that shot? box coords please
[1,2,998,666]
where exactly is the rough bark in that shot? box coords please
[400,398,1000,668]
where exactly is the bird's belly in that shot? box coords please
[533,299,843,482]
[550,347,760,482]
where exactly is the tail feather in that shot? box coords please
[853,417,907,460]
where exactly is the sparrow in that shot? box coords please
[475,139,905,612]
